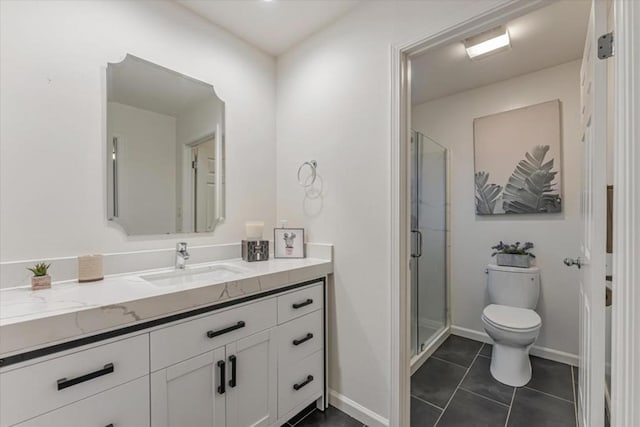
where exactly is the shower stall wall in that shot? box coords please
[410,130,448,361]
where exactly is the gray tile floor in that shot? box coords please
[285,335,578,427]
[411,335,578,427]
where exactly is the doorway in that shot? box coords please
[389,0,624,426]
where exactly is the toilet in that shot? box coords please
[481,264,542,387]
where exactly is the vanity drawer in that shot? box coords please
[277,283,323,324]
[278,350,323,418]
[0,334,149,427]
[151,298,277,370]
[277,310,323,364]
[14,376,149,427]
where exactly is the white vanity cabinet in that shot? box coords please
[149,296,279,427]
[14,376,150,427]
[150,329,277,427]
[151,347,227,427]
[225,329,277,427]
[0,279,325,427]
[275,286,325,418]
[0,334,150,427]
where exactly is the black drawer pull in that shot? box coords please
[293,333,314,346]
[292,299,313,309]
[217,360,226,394]
[293,375,314,391]
[207,321,246,339]
[105,424,114,427]
[228,355,237,388]
[57,363,114,391]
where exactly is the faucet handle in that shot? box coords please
[177,242,188,252]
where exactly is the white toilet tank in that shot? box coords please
[487,264,540,309]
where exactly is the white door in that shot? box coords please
[225,330,277,427]
[151,347,227,427]
[571,1,607,425]
[192,137,217,233]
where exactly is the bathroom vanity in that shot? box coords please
[0,258,331,427]
[0,51,332,427]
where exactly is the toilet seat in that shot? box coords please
[482,304,541,332]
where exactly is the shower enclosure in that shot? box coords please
[410,130,448,361]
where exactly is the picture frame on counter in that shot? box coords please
[274,228,305,259]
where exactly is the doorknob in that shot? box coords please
[564,257,582,269]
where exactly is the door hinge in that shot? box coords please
[598,32,614,59]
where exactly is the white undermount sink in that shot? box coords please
[140,263,250,287]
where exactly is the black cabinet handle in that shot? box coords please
[228,355,237,388]
[292,299,313,309]
[207,321,246,339]
[217,360,226,394]
[57,363,114,391]
[293,333,314,346]
[293,375,314,391]
[105,424,114,427]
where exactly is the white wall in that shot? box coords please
[0,0,276,261]
[276,0,506,421]
[412,60,582,357]
[108,102,177,234]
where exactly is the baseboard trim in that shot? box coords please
[328,389,389,427]
[450,325,579,366]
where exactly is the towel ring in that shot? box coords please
[298,160,318,188]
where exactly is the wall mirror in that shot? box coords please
[106,54,225,235]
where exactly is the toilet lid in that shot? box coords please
[482,304,541,330]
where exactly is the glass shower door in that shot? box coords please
[411,130,447,356]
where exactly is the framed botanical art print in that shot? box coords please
[474,99,563,215]
[274,228,305,258]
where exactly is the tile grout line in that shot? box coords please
[410,394,445,411]
[523,386,575,404]
[429,355,470,370]
[571,366,578,426]
[433,343,484,426]
[457,386,510,408]
[504,387,517,427]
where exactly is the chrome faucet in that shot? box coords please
[176,242,190,269]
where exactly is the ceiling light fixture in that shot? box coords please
[464,26,511,60]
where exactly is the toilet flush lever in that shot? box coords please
[564,257,583,269]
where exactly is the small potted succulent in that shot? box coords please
[491,241,535,268]
[28,262,52,290]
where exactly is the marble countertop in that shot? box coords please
[0,257,332,358]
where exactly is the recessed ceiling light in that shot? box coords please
[464,26,511,60]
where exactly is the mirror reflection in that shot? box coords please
[107,54,225,235]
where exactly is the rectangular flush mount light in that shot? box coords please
[464,26,511,60]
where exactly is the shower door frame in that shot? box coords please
[409,131,450,375]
